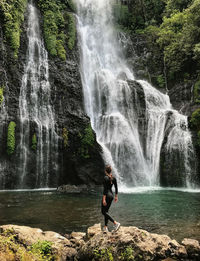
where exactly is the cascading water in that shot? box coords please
[18,2,59,188]
[76,0,196,188]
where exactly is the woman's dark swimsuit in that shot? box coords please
[101,175,118,226]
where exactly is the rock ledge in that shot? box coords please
[0,224,199,260]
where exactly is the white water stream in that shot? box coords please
[18,2,58,188]
[76,0,196,188]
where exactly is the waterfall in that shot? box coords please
[75,0,196,188]
[18,2,59,188]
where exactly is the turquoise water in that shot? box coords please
[0,189,199,242]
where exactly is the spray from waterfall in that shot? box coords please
[18,2,59,188]
[75,0,196,189]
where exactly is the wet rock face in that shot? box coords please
[0,4,104,189]
[121,33,195,116]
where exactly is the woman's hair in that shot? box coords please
[105,165,112,174]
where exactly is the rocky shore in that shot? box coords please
[0,224,199,260]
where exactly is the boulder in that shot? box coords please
[78,224,191,260]
[0,225,77,261]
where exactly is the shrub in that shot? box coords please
[7,122,16,155]
[120,247,135,260]
[32,134,37,150]
[190,108,200,130]
[56,40,66,60]
[65,12,76,50]
[156,74,165,88]
[30,240,53,260]
[79,124,95,159]
[194,80,200,104]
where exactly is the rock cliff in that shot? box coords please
[0,1,104,189]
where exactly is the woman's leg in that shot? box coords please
[101,198,114,226]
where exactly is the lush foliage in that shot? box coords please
[79,124,95,159]
[65,12,76,50]
[93,247,114,261]
[0,0,27,58]
[62,127,69,147]
[7,121,16,155]
[30,240,54,260]
[194,80,200,104]
[38,0,76,60]
[113,0,165,32]
[190,109,200,130]
[120,247,135,261]
[0,87,4,105]
[0,229,56,261]
[114,0,200,86]
[32,133,37,150]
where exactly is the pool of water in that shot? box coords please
[0,188,199,243]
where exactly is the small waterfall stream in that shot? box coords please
[18,2,59,188]
[76,0,196,188]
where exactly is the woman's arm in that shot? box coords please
[102,177,108,206]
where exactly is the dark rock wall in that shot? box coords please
[0,2,104,189]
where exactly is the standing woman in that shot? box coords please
[101,165,120,232]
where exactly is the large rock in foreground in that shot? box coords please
[0,224,200,260]
[78,224,198,261]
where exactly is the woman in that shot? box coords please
[101,165,120,232]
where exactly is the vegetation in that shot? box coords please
[0,0,27,58]
[114,0,200,86]
[0,87,4,105]
[62,127,69,147]
[65,12,76,50]
[93,247,114,261]
[32,133,37,150]
[7,121,16,155]
[120,247,135,260]
[190,108,200,146]
[0,229,56,260]
[38,0,76,60]
[79,124,95,159]
[194,80,200,104]
[30,240,54,260]
[190,109,200,130]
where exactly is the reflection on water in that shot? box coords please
[0,190,199,242]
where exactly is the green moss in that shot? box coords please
[194,80,200,104]
[32,133,37,150]
[0,0,27,58]
[56,40,66,60]
[38,0,76,60]
[43,10,58,56]
[7,122,16,155]
[62,127,68,147]
[65,12,76,50]
[190,109,200,130]
[79,124,95,159]
[0,87,4,105]
[156,74,165,88]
